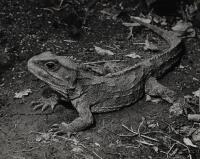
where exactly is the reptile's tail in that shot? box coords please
[131,17,183,78]
[131,17,181,48]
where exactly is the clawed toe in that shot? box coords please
[31,96,58,111]
[49,123,72,136]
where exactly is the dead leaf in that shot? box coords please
[188,114,200,122]
[192,89,200,97]
[161,19,167,26]
[94,46,115,56]
[179,65,185,69]
[35,132,52,142]
[125,52,141,59]
[172,20,194,37]
[36,135,42,142]
[148,123,158,128]
[127,27,133,39]
[146,95,151,101]
[144,39,159,51]
[71,146,83,153]
[192,89,200,110]
[172,20,192,31]
[169,101,183,116]
[152,146,159,153]
[41,132,51,140]
[180,126,196,136]
[193,77,199,81]
[14,89,32,99]
[183,137,197,148]
[94,142,100,147]
[184,95,192,99]
[146,95,162,103]
[100,8,120,20]
[192,127,200,142]
[131,16,152,24]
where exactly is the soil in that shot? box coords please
[0,0,200,159]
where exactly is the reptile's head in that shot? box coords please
[28,51,78,96]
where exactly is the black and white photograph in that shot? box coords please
[0,0,200,158]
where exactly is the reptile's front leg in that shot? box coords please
[145,77,195,114]
[51,99,93,134]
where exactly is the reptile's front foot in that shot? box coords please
[31,95,58,111]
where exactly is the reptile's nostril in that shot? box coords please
[27,58,34,71]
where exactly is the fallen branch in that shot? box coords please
[122,124,159,142]
[144,131,192,159]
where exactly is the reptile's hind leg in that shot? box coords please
[51,100,94,135]
[145,77,177,103]
[145,77,195,114]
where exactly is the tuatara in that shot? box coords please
[28,18,188,134]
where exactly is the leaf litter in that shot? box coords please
[125,52,141,59]
[94,46,115,56]
[14,89,32,99]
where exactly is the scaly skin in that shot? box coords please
[28,18,184,134]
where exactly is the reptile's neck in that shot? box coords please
[69,67,99,100]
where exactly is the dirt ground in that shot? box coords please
[0,0,200,159]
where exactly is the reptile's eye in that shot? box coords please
[45,61,59,71]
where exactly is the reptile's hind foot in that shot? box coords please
[145,77,177,103]
[31,95,58,111]
[50,122,74,137]
[145,77,196,116]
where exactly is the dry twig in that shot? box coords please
[144,131,192,159]
[166,143,176,158]
[122,124,159,142]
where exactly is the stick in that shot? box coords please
[122,124,159,142]
[199,88,200,112]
